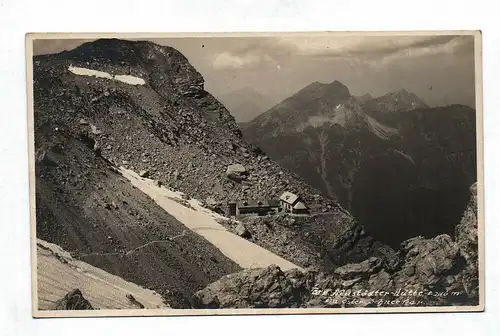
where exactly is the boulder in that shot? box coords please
[126,294,145,309]
[206,197,218,207]
[226,164,249,181]
[334,257,382,279]
[55,289,94,310]
[90,124,103,135]
[235,223,250,238]
[397,234,460,287]
[367,270,392,290]
[205,197,223,213]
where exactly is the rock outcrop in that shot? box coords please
[194,184,479,308]
[192,266,316,308]
[56,289,94,310]
[225,163,249,181]
[453,183,480,302]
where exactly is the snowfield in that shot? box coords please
[121,168,302,271]
[68,66,146,85]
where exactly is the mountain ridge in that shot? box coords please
[362,88,429,122]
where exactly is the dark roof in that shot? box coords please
[238,200,279,208]
[268,199,280,207]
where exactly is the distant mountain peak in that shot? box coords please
[304,80,347,89]
[296,80,351,101]
[392,88,414,97]
[384,88,424,102]
[362,89,428,118]
[355,93,374,104]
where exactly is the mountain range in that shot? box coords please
[242,81,476,247]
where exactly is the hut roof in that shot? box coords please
[280,191,299,205]
[293,201,308,210]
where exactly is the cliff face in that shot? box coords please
[193,183,480,308]
[453,183,480,300]
[351,105,476,247]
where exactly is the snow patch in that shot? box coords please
[114,74,146,85]
[307,115,334,128]
[68,66,146,85]
[68,66,113,80]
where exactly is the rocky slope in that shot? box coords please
[217,213,397,273]
[193,183,479,308]
[242,82,476,248]
[34,39,340,216]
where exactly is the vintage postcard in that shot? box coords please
[26,31,484,317]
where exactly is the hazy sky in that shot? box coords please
[33,34,476,110]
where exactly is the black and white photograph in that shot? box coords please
[26,32,483,316]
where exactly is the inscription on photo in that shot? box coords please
[311,287,463,307]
